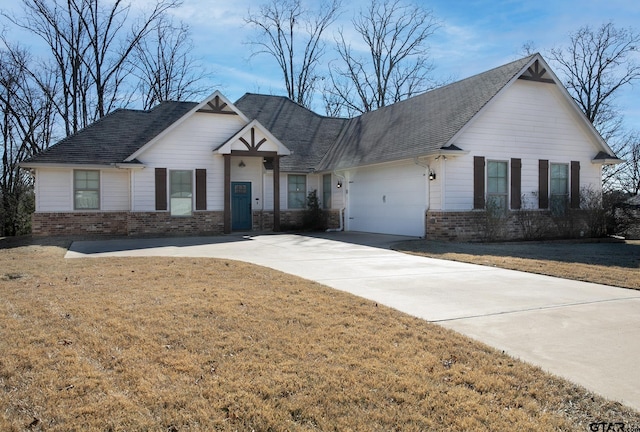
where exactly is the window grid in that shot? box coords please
[486,161,508,213]
[288,175,306,209]
[550,163,569,215]
[170,170,193,216]
[74,170,100,210]
[322,174,332,210]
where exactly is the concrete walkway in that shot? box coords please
[66,232,640,410]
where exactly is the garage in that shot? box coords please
[346,161,427,237]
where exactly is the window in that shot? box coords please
[74,170,100,209]
[487,161,508,214]
[170,170,193,216]
[322,174,332,209]
[288,174,306,209]
[550,163,569,215]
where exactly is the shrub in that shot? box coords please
[302,190,325,231]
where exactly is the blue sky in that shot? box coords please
[171,0,640,133]
[2,0,640,133]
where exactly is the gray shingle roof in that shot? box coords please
[316,54,536,171]
[28,54,595,173]
[234,94,348,172]
[23,101,197,165]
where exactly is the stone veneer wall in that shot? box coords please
[254,209,342,231]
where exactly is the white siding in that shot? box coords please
[345,161,427,236]
[132,113,245,211]
[36,169,72,211]
[102,170,130,211]
[35,168,131,211]
[443,80,604,210]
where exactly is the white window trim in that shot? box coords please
[549,162,570,214]
[486,160,509,212]
[169,169,194,217]
[287,174,307,210]
[73,169,101,211]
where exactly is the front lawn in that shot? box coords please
[1,240,638,430]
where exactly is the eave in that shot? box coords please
[19,162,146,170]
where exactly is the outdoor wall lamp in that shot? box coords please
[336,180,342,188]
[238,160,246,167]
[428,170,436,181]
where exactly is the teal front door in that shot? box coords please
[232,182,252,231]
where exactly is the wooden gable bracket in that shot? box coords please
[197,95,236,114]
[238,128,268,152]
[518,60,555,84]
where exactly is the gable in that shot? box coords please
[133,111,247,163]
[126,91,249,162]
[316,55,538,171]
[455,79,605,158]
[21,102,197,167]
[216,120,291,156]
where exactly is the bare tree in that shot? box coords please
[0,45,57,235]
[325,0,440,116]
[549,22,640,141]
[130,15,210,110]
[549,22,640,195]
[5,0,180,135]
[606,130,640,195]
[245,0,342,108]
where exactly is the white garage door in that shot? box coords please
[347,162,426,237]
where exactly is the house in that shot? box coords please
[20,53,621,240]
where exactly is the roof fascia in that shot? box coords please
[327,148,469,172]
[216,119,291,156]
[125,91,249,162]
[591,157,624,165]
[19,162,146,170]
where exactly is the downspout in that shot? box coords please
[326,171,346,232]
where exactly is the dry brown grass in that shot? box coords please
[395,239,640,290]
[1,238,639,431]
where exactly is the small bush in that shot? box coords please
[302,190,326,231]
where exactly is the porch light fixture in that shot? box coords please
[336,180,342,188]
[428,170,436,181]
[238,160,246,167]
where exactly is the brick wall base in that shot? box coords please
[32,212,130,237]
[31,209,343,237]
[426,209,591,242]
[32,211,225,237]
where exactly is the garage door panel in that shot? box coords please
[348,163,426,236]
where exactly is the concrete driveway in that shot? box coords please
[66,232,640,410]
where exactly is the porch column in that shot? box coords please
[273,155,280,232]
[223,154,231,234]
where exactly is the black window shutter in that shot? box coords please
[195,169,207,210]
[473,156,485,209]
[571,161,580,209]
[538,160,549,209]
[155,168,167,211]
[511,158,522,210]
